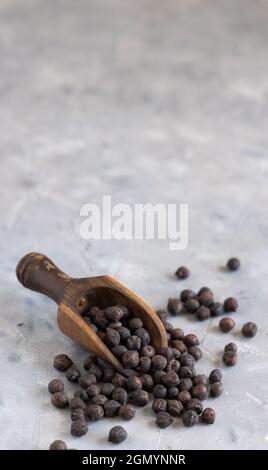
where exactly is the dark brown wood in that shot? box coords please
[16,252,168,374]
[16,253,71,305]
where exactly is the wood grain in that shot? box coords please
[16,252,168,373]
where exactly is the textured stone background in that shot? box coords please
[0,0,268,450]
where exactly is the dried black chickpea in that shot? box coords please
[179,366,195,379]
[182,410,199,427]
[91,394,108,406]
[78,373,96,389]
[166,358,180,373]
[126,335,141,350]
[135,327,150,346]
[191,384,209,400]
[242,322,257,338]
[121,350,139,368]
[171,328,184,340]
[167,400,183,417]
[91,310,108,329]
[53,354,73,372]
[73,389,88,403]
[180,289,196,302]
[126,375,142,391]
[171,340,186,354]
[210,382,223,398]
[49,440,67,450]
[177,390,191,405]
[223,297,238,312]
[198,287,212,296]
[163,321,174,333]
[83,355,96,371]
[101,383,115,397]
[117,305,130,319]
[151,355,168,370]
[131,389,149,406]
[155,411,174,428]
[210,302,223,317]
[86,404,104,421]
[227,258,240,271]
[179,353,195,368]
[69,397,86,410]
[87,384,101,398]
[202,407,216,424]
[193,374,208,386]
[175,266,190,280]
[111,345,127,359]
[48,379,64,394]
[152,398,167,414]
[103,368,116,383]
[108,426,127,444]
[198,290,214,307]
[162,371,180,387]
[65,365,81,383]
[51,392,69,409]
[196,306,210,321]
[219,317,235,333]
[156,347,174,361]
[104,306,124,322]
[138,356,151,373]
[167,386,179,399]
[209,369,222,384]
[104,328,121,348]
[183,334,199,348]
[112,387,128,405]
[223,351,237,366]
[178,378,193,392]
[71,419,88,437]
[71,408,86,422]
[140,374,154,392]
[140,345,155,357]
[108,321,122,329]
[185,298,200,313]
[153,384,167,398]
[117,326,131,342]
[112,373,127,389]
[118,404,136,421]
[188,346,202,361]
[185,398,203,415]
[128,317,143,331]
[153,370,166,384]
[224,343,237,353]
[104,400,121,417]
[167,298,183,315]
[87,364,103,381]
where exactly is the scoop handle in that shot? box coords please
[16,253,72,305]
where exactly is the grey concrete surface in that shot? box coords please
[0,0,268,450]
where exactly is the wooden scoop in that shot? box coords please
[16,253,167,375]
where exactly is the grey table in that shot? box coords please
[0,0,268,450]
